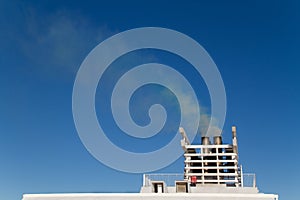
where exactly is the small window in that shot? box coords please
[152,182,164,193]
[176,181,188,193]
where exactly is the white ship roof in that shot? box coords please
[23,193,278,200]
[22,126,278,200]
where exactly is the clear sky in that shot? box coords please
[0,0,299,200]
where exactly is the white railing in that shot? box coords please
[242,173,256,187]
[143,174,184,186]
[143,173,256,187]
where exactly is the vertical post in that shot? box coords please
[232,126,238,159]
[240,165,244,187]
[254,174,256,188]
[214,136,222,184]
[232,126,239,187]
[143,174,146,186]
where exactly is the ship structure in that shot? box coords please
[23,126,278,200]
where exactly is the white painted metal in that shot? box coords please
[22,126,278,200]
[23,193,279,200]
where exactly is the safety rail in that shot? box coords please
[143,173,256,187]
[143,174,184,186]
[242,173,256,187]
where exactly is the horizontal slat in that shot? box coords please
[185,145,232,148]
[184,153,237,156]
[184,160,237,163]
[185,173,238,176]
[194,179,238,183]
[185,166,238,169]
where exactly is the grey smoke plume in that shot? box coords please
[199,114,222,137]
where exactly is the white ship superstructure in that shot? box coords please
[139,126,278,200]
[23,126,278,200]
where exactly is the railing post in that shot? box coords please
[143,174,146,186]
[240,165,244,187]
[254,174,256,188]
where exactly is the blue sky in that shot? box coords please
[0,0,299,200]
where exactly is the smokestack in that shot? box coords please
[232,126,238,156]
[201,137,210,145]
[213,136,222,145]
[201,137,210,153]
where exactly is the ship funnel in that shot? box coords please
[213,136,222,145]
[201,137,210,153]
[201,137,210,145]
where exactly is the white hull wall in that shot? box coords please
[23,193,278,200]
